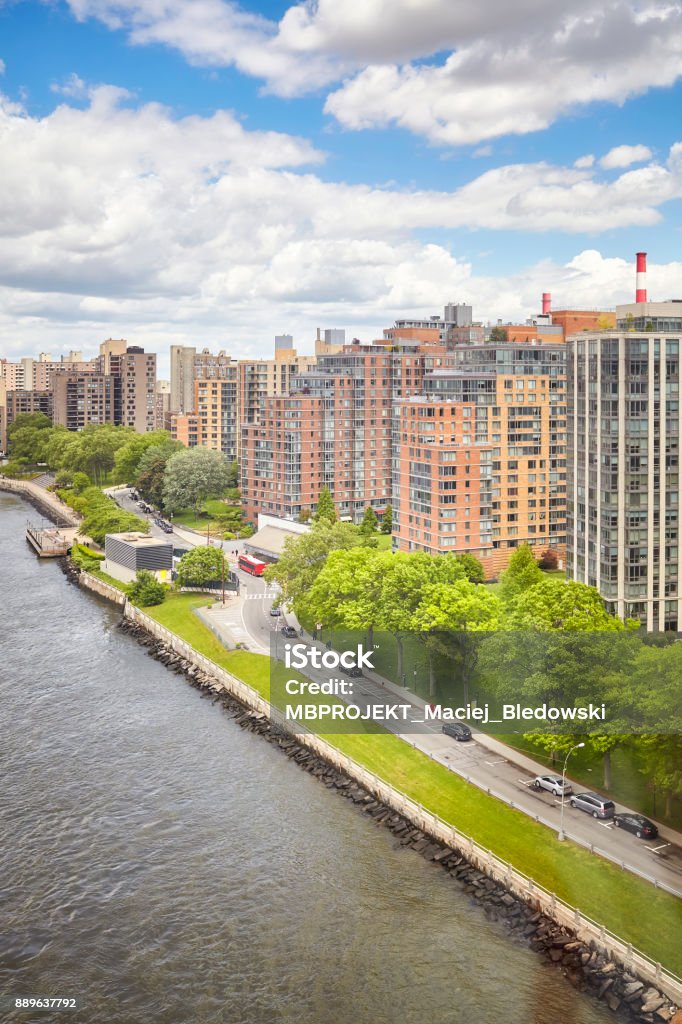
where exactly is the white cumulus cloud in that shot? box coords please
[1,89,682,365]
[600,143,654,169]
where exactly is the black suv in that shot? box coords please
[280,626,299,638]
[442,722,472,742]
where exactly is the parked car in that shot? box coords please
[280,626,298,638]
[569,792,615,819]
[613,813,658,839]
[442,722,472,742]
[269,606,281,617]
[137,501,147,509]
[346,665,362,678]
[160,523,173,534]
[533,774,573,797]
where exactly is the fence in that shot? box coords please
[120,601,681,1006]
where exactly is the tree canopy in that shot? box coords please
[163,447,233,514]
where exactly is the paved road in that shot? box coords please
[105,487,682,896]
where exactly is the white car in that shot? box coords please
[532,774,573,797]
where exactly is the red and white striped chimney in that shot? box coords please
[542,292,551,315]
[636,252,647,303]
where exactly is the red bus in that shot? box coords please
[238,554,267,576]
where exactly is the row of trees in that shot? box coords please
[266,527,681,816]
[5,415,241,530]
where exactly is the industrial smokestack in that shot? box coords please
[636,252,647,303]
[542,292,551,315]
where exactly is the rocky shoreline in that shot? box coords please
[112,613,679,1024]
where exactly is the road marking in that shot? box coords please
[649,842,672,855]
[519,779,534,786]
[599,822,613,829]
[485,759,507,766]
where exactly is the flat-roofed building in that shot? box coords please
[567,318,681,631]
[103,532,173,584]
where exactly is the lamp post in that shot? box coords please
[558,741,585,841]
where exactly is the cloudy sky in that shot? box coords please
[1,0,682,374]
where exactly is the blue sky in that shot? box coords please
[1,0,682,371]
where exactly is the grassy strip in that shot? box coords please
[144,593,682,974]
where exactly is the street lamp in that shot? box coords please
[558,741,585,841]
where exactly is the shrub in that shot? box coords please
[128,570,166,607]
[538,548,559,571]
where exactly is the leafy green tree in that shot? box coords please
[72,471,91,494]
[302,547,389,647]
[163,447,232,515]
[508,578,627,632]
[297,508,312,524]
[54,469,74,489]
[498,544,543,605]
[226,460,239,487]
[453,552,486,583]
[264,520,361,611]
[313,486,337,524]
[135,442,178,508]
[113,431,175,484]
[128,569,166,607]
[7,411,52,438]
[176,546,226,588]
[360,506,378,533]
[7,426,51,461]
[411,580,501,699]
[380,504,392,534]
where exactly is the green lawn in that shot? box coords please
[171,498,243,532]
[142,592,682,975]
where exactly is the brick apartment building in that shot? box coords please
[392,342,567,577]
[240,341,448,524]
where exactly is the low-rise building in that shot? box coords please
[103,532,173,584]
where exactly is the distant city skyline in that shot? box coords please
[1,0,681,371]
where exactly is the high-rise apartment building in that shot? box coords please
[154,380,171,430]
[6,390,54,427]
[240,342,444,524]
[171,375,239,461]
[392,342,567,576]
[52,372,117,431]
[116,346,157,433]
[567,299,681,631]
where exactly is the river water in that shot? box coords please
[0,494,612,1024]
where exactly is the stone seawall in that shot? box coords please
[71,568,682,1020]
[0,478,79,529]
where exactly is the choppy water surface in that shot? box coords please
[0,494,612,1024]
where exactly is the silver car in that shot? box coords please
[533,774,573,797]
[569,792,616,819]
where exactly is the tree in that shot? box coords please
[113,431,175,484]
[163,447,232,515]
[128,570,166,607]
[72,472,91,494]
[7,411,52,438]
[136,443,179,508]
[359,506,379,547]
[538,548,559,571]
[176,546,226,588]
[498,544,543,605]
[7,426,51,462]
[297,508,312,524]
[264,520,361,611]
[381,503,392,534]
[302,548,393,648]
[411,580,501,699]
[453,552,485,583]
[313,486,337,524]
[508,578,628,632]
[489,326,508,342]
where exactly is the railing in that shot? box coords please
[120,602,682,1005]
